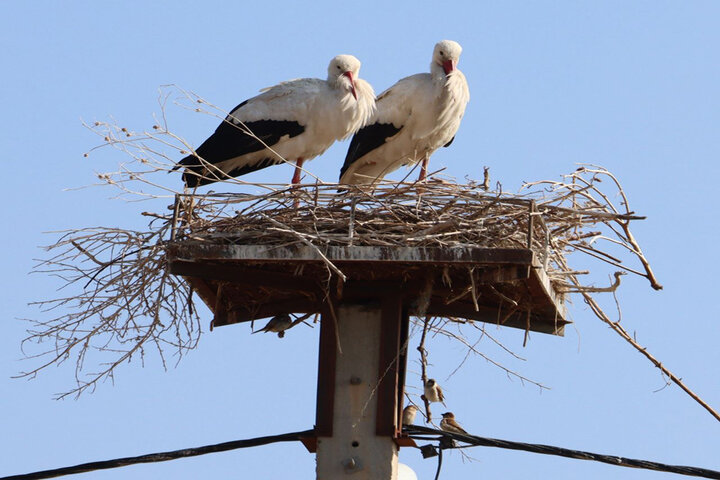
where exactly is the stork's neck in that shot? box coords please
[431,62,448,84]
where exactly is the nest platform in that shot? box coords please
[166,183,570,336]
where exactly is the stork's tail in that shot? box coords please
[173,154,209,188]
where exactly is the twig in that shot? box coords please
[417,316,433,423]
[573,279,720,422]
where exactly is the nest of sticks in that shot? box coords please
[175,168,658,291]
[24,166,660,398]
[184,184,542,250]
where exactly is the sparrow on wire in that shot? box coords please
[440,412,469,435]
[402,405,419,425]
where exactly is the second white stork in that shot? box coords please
[339,40,470,185]
[176,55,375,187]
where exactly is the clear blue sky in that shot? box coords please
[2,1,719,479]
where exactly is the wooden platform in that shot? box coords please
[167,243,568,336]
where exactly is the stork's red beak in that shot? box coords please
[442,59,455,75]
[343,71,358,100]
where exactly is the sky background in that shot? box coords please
[2,1,720,479]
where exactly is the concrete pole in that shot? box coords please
[316,304,399,480]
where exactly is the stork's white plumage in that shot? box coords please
[339,40,470,185]
[177,55,375,187]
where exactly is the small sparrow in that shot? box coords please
[440,412,469,435]
[253,314,292,338]
[424,378,446,405]
[402,405,418,425]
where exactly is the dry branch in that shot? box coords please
[577,282,720,422]
[22,225,201,399]
[418,316,433,423]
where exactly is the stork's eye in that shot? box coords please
[439,51,444,56]
[337,65,342,69]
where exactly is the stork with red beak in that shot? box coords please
[177,55,375,187]
[339,40,470,185]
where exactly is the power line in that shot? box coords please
[406,425,720,479]
[0,429,313,480]
[3,426,718,480]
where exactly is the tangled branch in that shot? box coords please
[21,224,201,399]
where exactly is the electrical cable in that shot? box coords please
[434,446,443,480]
[4,426,719,480]
[406,425,720,479]
[0,429,314,480]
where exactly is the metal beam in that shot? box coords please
[169,244,535,265]
[217,299,321,326]
[169,259,319,294]
[315,304,399,479]
[376,296,403,437]
[315,304,337,438]
[426,303,567,336]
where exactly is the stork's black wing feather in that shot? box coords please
[443,136,455,148]
[177,101,305,187]
[183,118,303,165]
[338,122,401,181]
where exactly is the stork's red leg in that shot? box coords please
[292,158,305,185]
[291,158,304,208]
[418,156,428,182]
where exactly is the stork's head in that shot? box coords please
[432,40,463,75]
[329,54,361,100]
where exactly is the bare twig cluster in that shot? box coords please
[21,223,201,399]
[82,85,322,198]
[522,166,662,291]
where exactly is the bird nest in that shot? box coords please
[24,166,660,398]
[180,182,545,252]
[171,168,656,290]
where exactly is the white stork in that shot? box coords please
[176,55,375,187]
[339,40,470,185]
